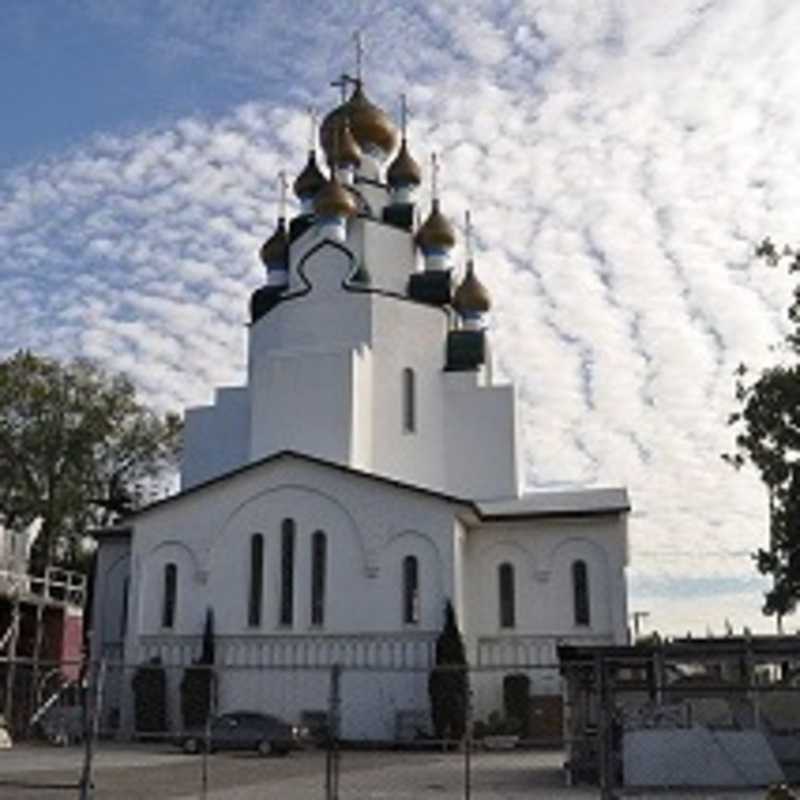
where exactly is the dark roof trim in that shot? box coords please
[124,449,471,520]
[480,505,631,522]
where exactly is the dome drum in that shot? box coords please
[407,270,452,307]
[382,203,414,232]
[445,329,486,371]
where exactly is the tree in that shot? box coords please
[180,608,216,729]
[0,350,182,573]
[726,238,800,619]
[428,601,469,741]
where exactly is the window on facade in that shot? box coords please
[120,577,129,639]
[248,533,264,627]
[498,562,515,629]
[402,555,420,624]
[162,563,177,629]
[311,531,327,626]
[402,367,416,433]
[280,519,295,626]
[573,560,590,626]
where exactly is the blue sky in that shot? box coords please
[3,0,800,635]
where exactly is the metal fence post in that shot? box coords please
[78,659,96,800]
[326,663,341,800]
[464,683,473,800]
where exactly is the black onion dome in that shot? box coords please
[259,218,289,269]
[294,152,326,200]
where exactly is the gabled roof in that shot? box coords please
[106,449,629,527]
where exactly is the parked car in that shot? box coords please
[177,711,299,756]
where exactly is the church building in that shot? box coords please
[91,71,630,741]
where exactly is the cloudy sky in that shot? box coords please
[2,0,799,636]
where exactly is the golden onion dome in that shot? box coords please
[259,218,288,268]
[294,151,326,200]
[321,83,398,161]
[453,262,491,314]
[314,174,358,218]
[387,138,421,188]
[326,117,362,168]
[415,200,456,252]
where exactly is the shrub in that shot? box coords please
[428,602,469,741]
[180,666,214,729]
[131,658,167,735]
[502,673,530,736]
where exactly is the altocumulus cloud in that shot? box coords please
[3,0,800,633]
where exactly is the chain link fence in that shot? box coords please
[2,654,799,798]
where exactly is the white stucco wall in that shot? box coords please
[463,514,628,645]
[181,386,250,489]
[91,534,132,660]
[128,455,462,647]
[444,372,519,499]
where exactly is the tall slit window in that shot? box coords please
[402,555,420,624]
[311,531,327,626]
[402,368,416,433]
[162,563,177,629]
[280,519,295,626]
[573,560,590,626]
[248,534,264,627]
[498,562,515,629]
[120,577,129,639]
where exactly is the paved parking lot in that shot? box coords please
[0,744,594,800]
[0,744,774,799]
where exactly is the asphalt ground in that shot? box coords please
[0,744,774,799]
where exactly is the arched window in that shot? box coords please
[311,531,327,626]
[120,577,129,639]
[162,563,177,629]
[248,534,264,627]
[402,555,420,624]
[573,560,590,626]
[280,519,295,626]
[498,562,515,629]
[402,368,416,433]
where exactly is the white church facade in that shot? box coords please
[91,73,630,740]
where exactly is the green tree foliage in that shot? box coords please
[0,350,182,573]
[428,601,469,741]
[726,238,800,617]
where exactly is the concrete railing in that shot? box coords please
[476,633,615,667]
[139,631,438,670]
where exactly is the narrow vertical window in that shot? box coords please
[403,556,420,624]
[498,562,515,629]
[280,519,295,626]
[119,577,129,639]
[162,563,177,629]
[311,531,327,626]
[573,560,590,626]
[402,367,416,433]
[248,534,264,627]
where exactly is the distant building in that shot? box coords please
[0,523,86,734]
[91,71,630,740]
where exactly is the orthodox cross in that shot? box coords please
[278,171,288,220]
